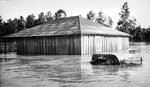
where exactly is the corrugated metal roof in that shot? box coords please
[3,16,130,38]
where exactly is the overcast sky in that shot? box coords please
[0,0,150,28]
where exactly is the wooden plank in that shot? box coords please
[47,37,49,54]
[19,38,22,54]
[83,35,84,55]
[50,37,52,54]
[17,39,20,54]
[88,35,91,54]
[72,35,75,55]
[41,37,43,54]
[37,38,39,55]
[107,36,109,52]
[104,36,106,52]
[40,37,42,55]
[47,37,50,54]
[38,37,40,55]
[16,39,19,54]
[37,37,39,55]
[81,35,83,55]
[85,35,88,54]
[51,37,54,54]
[43,37,45,55]
[100,36,102,53]
[103,36,105,52]
[83,35,86,54]
[91,35,93,54]
[115,36,117,51]
[106,36,108,52]
[78,35,81,55]
[24,38,26,55]
[45,37,48,54]
[23,38,25,55]
[74,36,78,54]
[21,38,23,54]
[93,35,96,54]
[82,35,85,54]
[34,38,36,55]
[54,36,56,54]
[101,36,103,53]
[71,36,74,55]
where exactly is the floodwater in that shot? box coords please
[0,42,150,87]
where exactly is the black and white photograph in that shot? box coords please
[0,0,150,87]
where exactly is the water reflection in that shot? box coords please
[81,61,142,77]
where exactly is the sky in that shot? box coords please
[0,0,150,28]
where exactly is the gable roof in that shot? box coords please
[3,16,130,38]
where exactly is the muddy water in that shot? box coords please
[0,42,150,87]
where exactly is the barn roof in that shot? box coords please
[3,16,130,38]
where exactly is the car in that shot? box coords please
[90,53,142,65]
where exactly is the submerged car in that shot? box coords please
[90,53,142,65]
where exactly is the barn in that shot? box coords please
[2,16,130,55]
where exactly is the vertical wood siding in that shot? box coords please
[16,35,81,55]
[16,34,129,55]
[81,35,129,55]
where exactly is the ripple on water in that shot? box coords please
[0,42,150,87]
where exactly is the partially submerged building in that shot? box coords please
[2,16,130,55]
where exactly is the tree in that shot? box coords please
[132,25,142,41]
[0,16,3,26]
[18,16,26,31]
[116,2,136,33]
[26,14,35,28]
[0,17,15,36]
[34,19,39,26]
[38,12,46,24]
[45,11,53,21]
[87,10,95,20]
[55,9,66,19]
[96,11,105,24]
[107,16,113,27]
[146,27,150,41]
[95,10,113,27]
[0,16,4,36]
[12,18,19,32]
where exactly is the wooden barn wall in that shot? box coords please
[81,35,129,55]
[16,34,129,55]
[16,35,81,55]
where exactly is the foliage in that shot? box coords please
[107,16,113,27]
[131,26,150,41]
[87,10,95,20]
[55,9,67,19]
[0,8,149,42]
[26,14,35,28]
[116,2,136,33]
[87,10,113,27]
[116,2,150,42]
[0,10,67,37]
[38,12,46,24]
[0,16,3,26]
[18,16,26,31]
[96,11,106,25]
[45,11,53,21]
